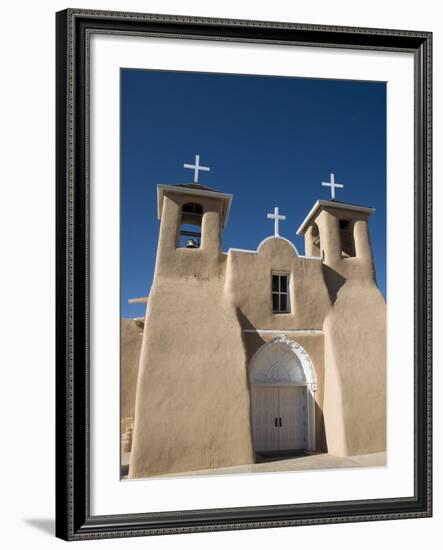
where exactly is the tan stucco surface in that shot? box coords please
[127,188,386,478]
[120,319,143,453]
[315,208,387,456]
[130,276,254,478]
[323,285,386,455]
[227,238,330,330]
[121,319,143,421]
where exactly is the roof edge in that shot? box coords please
[296,200,375,235]
[156,184,233,227]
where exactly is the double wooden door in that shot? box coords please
[252,385,307,452]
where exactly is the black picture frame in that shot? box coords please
[55,8,432,541]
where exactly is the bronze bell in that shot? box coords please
[185,239,198,249]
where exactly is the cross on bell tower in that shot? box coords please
[183,154,210,183]
[322,173,344,200]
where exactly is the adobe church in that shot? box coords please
[122,155,386,479]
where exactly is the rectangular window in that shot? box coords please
[272,273,290,313]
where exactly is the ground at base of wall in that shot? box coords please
[121,451,386,480]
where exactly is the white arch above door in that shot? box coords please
[249,335,317,391]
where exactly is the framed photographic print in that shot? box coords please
[55,8,432,541]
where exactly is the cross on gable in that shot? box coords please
[267,207,286,237]
[322,173,344,200]
[183,154,210,183]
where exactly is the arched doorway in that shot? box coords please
[249,336,317,454]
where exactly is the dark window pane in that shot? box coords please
[280,294,287,312]
[272,294,279,311]
[272,276,279,292]
[280,276,287,293]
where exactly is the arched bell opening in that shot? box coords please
[177,202,203,248]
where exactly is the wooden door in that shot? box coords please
[278,386,307,450]
[251,386,279,452]
[252,385,308,453]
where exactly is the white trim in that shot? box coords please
[296,199,376,235]
[127,296,148,304]
[156,184,233,227]
[227,248,323,261]
[253,382,313,387]
[259,335,318,388]
[256,235,299,255]
[243,329,323,335]
[227,236,300,256]
[248,336,318,389]
[298,255,323,261]
[227,247,256,254]
[271,270,291,276]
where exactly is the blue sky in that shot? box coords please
[121,69,386,318]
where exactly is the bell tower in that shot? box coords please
[151,153,231,279]
[296,199,376,281]
[154,182,232,278]
[129,160,254,478]
[295,177,386,457]
[296,171,377,284]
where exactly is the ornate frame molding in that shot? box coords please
[56,8,432,541]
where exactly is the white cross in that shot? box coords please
[183,154,210,183]
[267,207,286,237]
[322,173,344,200]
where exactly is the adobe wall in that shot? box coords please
[316,209,387,455]
[121,318,143,454]
[129,275,254,478]
[121,319,143,421]
[226,237,331,330]
[323,283,386,455]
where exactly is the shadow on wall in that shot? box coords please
[236,308,267,392]
[315,400,327,453]
[236,308,266,463]
[322,264,346,305]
